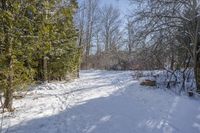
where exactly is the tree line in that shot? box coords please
[76,0,200,92]
[0,0,81,111]
[130,0,200,92]
[75,0,124,70]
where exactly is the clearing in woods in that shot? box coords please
[1,71,200,133]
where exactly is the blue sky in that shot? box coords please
[77,0,132,15]
[101,0,131,15]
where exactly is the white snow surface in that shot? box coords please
[1,70,200,133]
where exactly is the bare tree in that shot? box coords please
[130,0,200,92]
[127,18,135,54]
[100,5,121,52]
[75,0,99,69]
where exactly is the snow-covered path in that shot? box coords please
[2,71,200,133]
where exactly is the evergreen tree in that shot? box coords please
[33,0,81,82]
[0,0,81,111]
[0,0,35,111]
[48,0,81,80]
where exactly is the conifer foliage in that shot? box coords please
[0,0,81,111]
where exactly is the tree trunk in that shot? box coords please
[193,19,200,92]
[4,77,13,111]
[4,44,14,111]
[77,69,80,78]
[196,47,200,92]
[194,44,200,93]
[170,52,175,70]
[37,58,43,81]
[85,46,89,69]
[2,0,14,111]
[196,64,200,91]
[37,57,48,83]
[85,0,93,70]
[43,56,48,82]
[128,20,133,55]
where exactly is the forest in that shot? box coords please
[76,0,200,93]
[0,0,200,133]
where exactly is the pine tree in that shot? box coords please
[47,0,81,80]
[0,0,35,111]
[32,0,80,82]
[0,0,81,111]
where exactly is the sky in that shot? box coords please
[101,0,131,15]
[76,0,133,53]
[77,0,132,16]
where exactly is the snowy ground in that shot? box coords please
[1,70,200,133]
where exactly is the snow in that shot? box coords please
[1,70,200,133]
